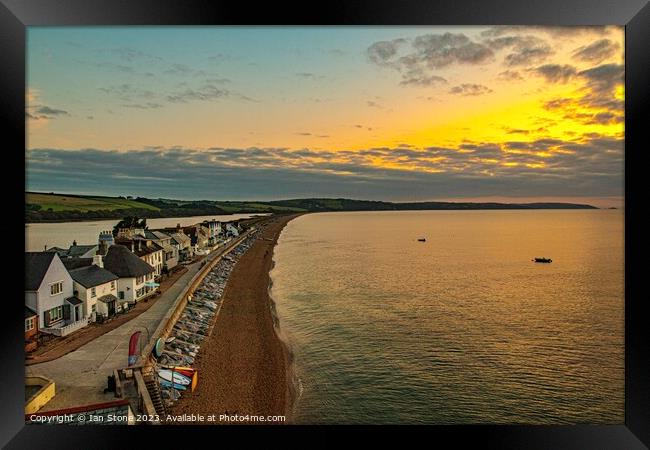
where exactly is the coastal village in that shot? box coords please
[24,214,285,424]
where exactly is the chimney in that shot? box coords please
[93,254,104,268]
[44,245,47,251]
[73,240,77,247]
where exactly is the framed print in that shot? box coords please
[3,0,649,447]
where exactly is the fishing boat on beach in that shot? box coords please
[418,238,426,242]
[533,257,552,263]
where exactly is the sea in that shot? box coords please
[270,210,624,424]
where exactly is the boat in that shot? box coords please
[158,369,192,386]
[159,379,188,391]
[418,238,426,242]
[533,257,552,263]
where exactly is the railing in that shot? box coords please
[41,317,89,337]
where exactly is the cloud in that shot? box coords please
[572,39,619,63]
[366,100,383,108]
[98,84,156,100]
[166,85,232,103]
[497,70,524,82]
[26,134,623,201]
[481,33,554,67]
[531,64,577,83]
[539,62,624,126]
[366,39,407,66]
[481,25,612,39]
[120,102,163,109]
[449,83,493,96]
[35,106,70,116]
[412,33,494,68]
[367,33,491,87]
[503,42,553,66]
[98,81,253,107]
[164,63,194,76]
[577,63,624,94]
[400,74,447,87]
[296,72,325,80]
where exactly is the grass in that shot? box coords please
[26,193,160,212]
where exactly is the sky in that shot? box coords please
[26,26,624,207]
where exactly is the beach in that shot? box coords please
[168,214,301,423]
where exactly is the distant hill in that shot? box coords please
[265,198,598,211]
[25,192,597,223]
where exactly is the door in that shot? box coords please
[75,305,81,322]
[107,300,116,317]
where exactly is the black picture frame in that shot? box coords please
[3,0,648,447]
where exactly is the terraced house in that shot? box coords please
[102,244,157,304]
[115,231,164,278]
[68,255,120,321]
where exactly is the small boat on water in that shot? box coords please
[533,257,552,263]
[418,238,426,242]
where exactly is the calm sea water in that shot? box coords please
[25,213,267,252]
[270,210,624,424]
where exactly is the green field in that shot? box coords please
[26,193,160,212]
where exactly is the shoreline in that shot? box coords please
[168,213,302,423]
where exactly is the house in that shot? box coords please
[225,222,240,237]
[25,252,88,337]
[102,245,157,304]
[25,307,38,352]
[164,226,194,262]
[201,220,222,246]
[144,230,179,272]
[182,224,210,252]
[68,255,120,322]
[46,242,98,259]
[114,236,164,278]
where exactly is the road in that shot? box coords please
[26,234,249,412]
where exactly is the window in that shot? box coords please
[50,281,63,296]
[110,281,115,290]
[45,306,63,326]
[91,287,96,298]
[25,317,35,332]
[119,291,124,300]
[136,276,143,285]
[91,305,96,314]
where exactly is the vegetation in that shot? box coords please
[26,192,159,212]
[25,191,597,223]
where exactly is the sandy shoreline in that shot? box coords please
[168,214,301,424]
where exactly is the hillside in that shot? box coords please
[26,193,159,212]
[25,192,598,223]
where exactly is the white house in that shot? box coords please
[145,230,179,272]
[225,222,240,237]
[115,236,164,278]
[25,252,88,337]
[169,231,193,262]
[68,255,120,321]
[102,244,157,305]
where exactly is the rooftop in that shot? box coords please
[69,265,119,288]
[25,252,57,291]
[103,245,155,278]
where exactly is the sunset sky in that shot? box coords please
[26,26,624,206]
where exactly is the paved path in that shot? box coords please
[26,236,247,411]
